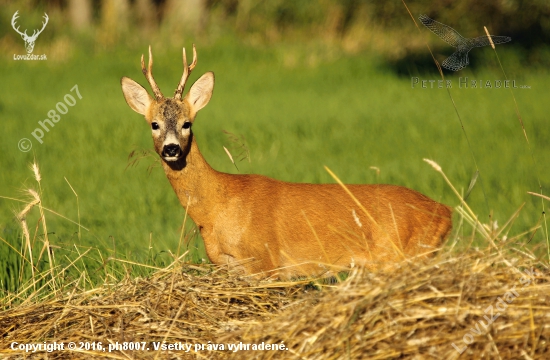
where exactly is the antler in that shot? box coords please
[174,44,197,100]
[141,46,164,101]
[11,11,27,38]
[31,13,49,38]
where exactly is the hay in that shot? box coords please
[223,247,550,359]
[0,265,306,359]
[1,245,549,359]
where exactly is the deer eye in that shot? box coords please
[151,122,160,130]
[182,122,191,130]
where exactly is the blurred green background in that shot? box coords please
[1,0,549,291]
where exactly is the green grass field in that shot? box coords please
[1,40,549,295]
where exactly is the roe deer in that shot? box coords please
[121,46,452,278]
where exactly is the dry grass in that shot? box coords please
[2,163,549,359]
[1,241,549,359]
[0,263,308,359]
[223,246,550,359]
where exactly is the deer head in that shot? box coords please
[121,45,214,165]
[11,11,49,54]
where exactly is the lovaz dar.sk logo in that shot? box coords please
[12,10,48,60]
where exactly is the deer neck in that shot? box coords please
[161,135,224,225]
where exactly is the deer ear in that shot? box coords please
[121,77,153,116]
[185,72,214,113]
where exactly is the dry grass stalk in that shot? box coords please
[16,189,41,294]
[15,162,59,299]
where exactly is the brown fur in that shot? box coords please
[121,46,452,278]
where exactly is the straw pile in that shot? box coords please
[223,246,550,359]
[1,244,549,359]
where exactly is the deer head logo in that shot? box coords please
[11,10,49,54]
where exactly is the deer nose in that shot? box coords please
[162,144,181,158]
